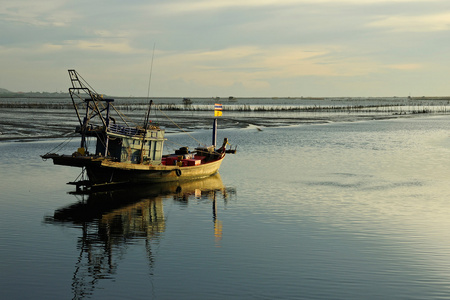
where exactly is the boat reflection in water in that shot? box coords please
[45,174,235,299]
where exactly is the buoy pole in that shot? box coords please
[212,118,217,147]
[212,103,221,148]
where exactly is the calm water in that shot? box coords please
[1,111,450,299]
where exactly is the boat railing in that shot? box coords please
[108,124,143,137]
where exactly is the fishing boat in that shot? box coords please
[42,70,236,188]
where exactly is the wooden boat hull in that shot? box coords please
[45,154,225,184]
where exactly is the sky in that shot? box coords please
[2,0,450,97]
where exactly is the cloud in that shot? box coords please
[72,40,136,54]
[0,38,139,56]
[368,12,450,32]
[1,0,76,27]
[153,0,442,14]
[153,45,382,92]
[386,64,423,70]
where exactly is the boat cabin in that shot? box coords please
[97,123,166,165]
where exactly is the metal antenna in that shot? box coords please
[140,44,156,163]
[147,43,156,99]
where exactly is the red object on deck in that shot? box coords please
[164,157,178,165]
[184,159,201,166]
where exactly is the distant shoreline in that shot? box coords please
[1,91,450,101]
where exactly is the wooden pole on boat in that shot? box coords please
[104,99,112,157]
[140,100,153,163]
[81,100,90,150]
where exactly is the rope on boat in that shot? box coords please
[73,167,87,183]
[111,104,133,127]
[42,135,74,157]
[156,106,206,147]
[76,72,100,95]
[71,88,139,131]
[164,139,185,149]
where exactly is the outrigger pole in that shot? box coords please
[68,69,118,155]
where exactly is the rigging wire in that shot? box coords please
[164,139,187,150]
[42,135,74,156]
[110,104,133,127]
[76,72,100,95]
[156,106,206,147]
[141,44,207,148]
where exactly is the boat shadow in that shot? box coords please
[44,174,236,299]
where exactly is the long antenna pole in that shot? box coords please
[144,44,155,128]
[140,44,156,163]
[147,43,156,98]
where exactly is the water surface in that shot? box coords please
[1,109,450,299]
